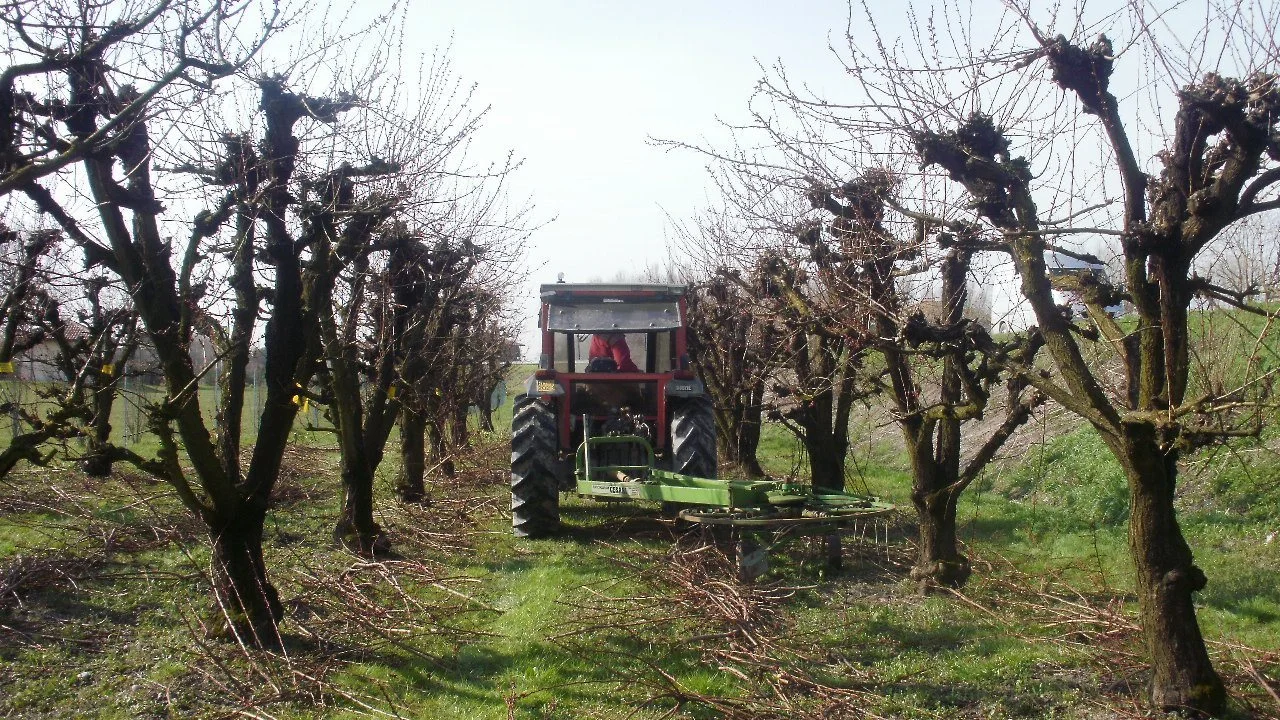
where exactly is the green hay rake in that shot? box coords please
[576,429,895,579]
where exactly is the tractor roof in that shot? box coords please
[539,283,687,303]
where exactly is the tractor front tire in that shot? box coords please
[511,395,561,537]
[671,395,718,479]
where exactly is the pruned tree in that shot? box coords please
[685,275,774,477]
[0,224,91,476]
[0,0,432,644]
[311,164,405,556]
[740,247,866,491]
[803,170,1045,589]
[668,194,866,490]
[763,2,1280,710]
[1193,213,1280,300]
[674,211,780,478]
[32,274,141,477]
[396,245,517,497]
[0,224,55,365]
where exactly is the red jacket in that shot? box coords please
[588,333,639,372]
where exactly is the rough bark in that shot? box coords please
[908,465,971,589]
[426,418,455,478]
[80,388,116,477]
[397,407,428,503]
[208,504,284,646]
[334,459,387,556]
[785,331,857,492]
[1119,429,1226,713]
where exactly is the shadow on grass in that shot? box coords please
[1199,568,1280,622]
[350,626,710,716]
[557,504,679,545]
[0,556,140,660]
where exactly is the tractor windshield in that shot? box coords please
[545,301,680,332]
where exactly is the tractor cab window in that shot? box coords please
[545,301,680,332]
[550,330,676,373]
[546,299,681,374]
[572,332,647,373]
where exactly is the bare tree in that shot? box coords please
[394,242,522,500]
[668,0,1279,707]
[1194,212,1280,300]
[0,224,88,476]
[0,0,445,643]
[393,237,477,500]
[685,275,774,477]
[787,2,1280,709]
[310,165,405,556]
[803,172,1045,589]
[674,212,779,477]
[32,274,141,476]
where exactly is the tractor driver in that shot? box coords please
[588,332,639,372]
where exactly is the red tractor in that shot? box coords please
[511,283,717,537]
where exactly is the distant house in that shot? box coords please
[9,323,162,384]
[1047,252,1125,316]
[10,323,88,382]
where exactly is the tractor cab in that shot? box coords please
[523,283,705,459]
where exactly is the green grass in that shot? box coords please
[0,362,1278,718]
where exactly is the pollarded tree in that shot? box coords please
[673,210,781,479]
[803,171,1045,589]
[394,229,526,500]
[730,246,866,492]
[310,166,405,556]
[741,1,1280,706]
[685,274,774,477]
[314,43,527,548]
[31,273,141,477]
[392,237,479,497]
[0,224,95,477]
[0,225,55,366]
[0,0,428,643]
[899,31,1280,707]
[810,6,1280,710]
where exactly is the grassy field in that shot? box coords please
[0,365,1277,718]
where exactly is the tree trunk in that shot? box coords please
[451,403,469,448]
[81,385,116,477]
[909,459,971,591]
[733,424,765,477]
[209,506,283,647]
[334,456,387,556]
[805,424,845,492]
[427,420,454,478]
[397,408,427,503]
[476,389,495,432]
[1122,430,1226,715]
[726,394,765,477]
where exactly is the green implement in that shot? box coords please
[574,434,894,525]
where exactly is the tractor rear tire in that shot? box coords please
[511,395,561,537]
[670,395,718,479]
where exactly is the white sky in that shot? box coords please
[394,0,869,346]
[346,0,1275,352]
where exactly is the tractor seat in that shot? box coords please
[586,357,618,373]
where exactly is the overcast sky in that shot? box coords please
[395,0,868,339]
[381,1,1272,351]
